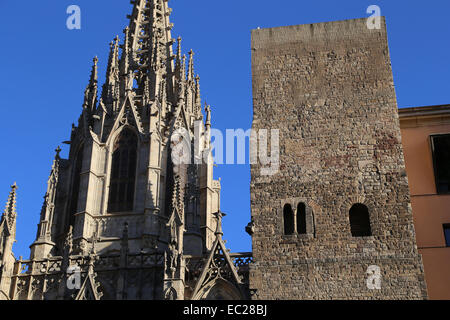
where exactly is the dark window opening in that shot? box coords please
[283,204,294,235]
[349,203,372,237]
[108,129,137,213]
[68,145,84,228]
[444,224,450,247]
[297,202,307,234]
[431,134,450,194]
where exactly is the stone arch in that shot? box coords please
[193,278,244,300]
[349,203,372,237]
[165,287,177,300]
[342,193,377,237]
[280,198,316,237]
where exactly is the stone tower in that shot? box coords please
[249,18,428,299]
[0,0,251,300]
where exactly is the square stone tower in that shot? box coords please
[249,17,428,299]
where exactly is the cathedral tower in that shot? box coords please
[0,0,251,301]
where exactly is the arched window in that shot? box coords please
[349,203,372,237]
[297,202,307,234]
[283,204,294,235]
[68,145,84,228]
[108,129,137,213]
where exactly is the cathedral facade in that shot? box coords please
[0,0,250,300]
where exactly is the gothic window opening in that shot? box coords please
[283,204,294,235]
[349,203,372,237]
[68,145,84,227]
[108,129,138,213]
[297,202,307,234]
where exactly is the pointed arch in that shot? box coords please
[196,278,244,300]
[108,128,138,213]
[191,236,245,300]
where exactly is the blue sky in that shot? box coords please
[0,0,449,259]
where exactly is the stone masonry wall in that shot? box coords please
[249,18,428,299]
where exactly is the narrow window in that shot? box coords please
[68,145,84,227]
[283,204,294,235]
[108,129,137,213]
[444,224,450,247]
[431,134,450,194]
[297,202,307,234]
[349,203,372,237]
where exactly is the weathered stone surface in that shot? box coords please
[249,18,428,300]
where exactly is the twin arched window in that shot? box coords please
[108,129,138,213]
[283,202,372,237]
[283,202,308,235]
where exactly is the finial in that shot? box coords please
[89,56,98,85]
[205,102,211,126]
[55,146,62,159]
[214,210,226,236]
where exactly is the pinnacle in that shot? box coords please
[89,56,99,85]
[3,183,18,218]
[55,146,62,157]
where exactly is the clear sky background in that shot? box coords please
[0,0,449,259]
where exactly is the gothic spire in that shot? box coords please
[194,75,202,117]
[176,54,187,100]
[175,37,182,73]
[187,50,195,82]
[36,147,60,239]
[126,0,174,72]
[120,27,131,76]
[90,56,98,85]
[102,37,120,104]
[83,57,99,112]
[2,183,17,235]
